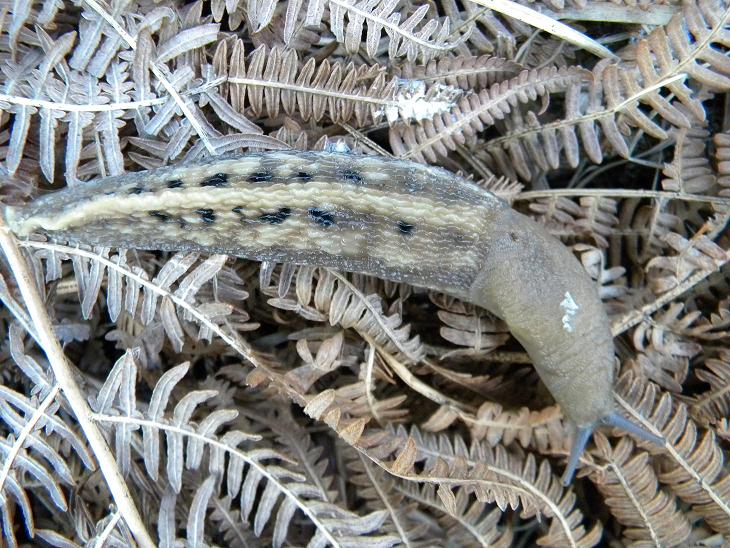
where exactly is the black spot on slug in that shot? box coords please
[248,171,273,183]
[397,220,414,236]
[342,169,363,184]
[309,208,335,227]
[259,207,292,225]
[200,173,228,187]
[195,208,216,224]
[292,171,312,181]
[232,206,245,215]
[129,186,145,195]
[149,210,171,222]
[167,180,184,189]
[509,232,519,242]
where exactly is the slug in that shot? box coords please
[1,150,663,484]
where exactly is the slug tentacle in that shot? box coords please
[562,426,593,486]
[561,412,665,486]
[2,151,667,484]
[601,412,664,446]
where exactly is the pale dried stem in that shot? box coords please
[0,223,155,548]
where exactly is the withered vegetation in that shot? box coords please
[0,1,728,546]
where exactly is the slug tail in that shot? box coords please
[561,413,665,486]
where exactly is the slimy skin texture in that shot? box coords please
[3,151,662,483]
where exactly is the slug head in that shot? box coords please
[467,210,665,485]
[561,412,665,485]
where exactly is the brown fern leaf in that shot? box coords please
[436,304,510,358]
[483,0,730,177]
[632,302,704,359]
[344,449,429,544]
[389,428,603,547]
[590,433,692,547]
[714,130,730,196]
[518,31,579,69]
[617,197,682,270]
[528,196,583,234]
[573,244,629,315]
[395,54,522,90]
[394,479,514,547]
[527,196,622,252]
[690,348,730,424]
[646,227,729,293]
[477,173,524,203]
[221,43,397,126]
[620,0,730,119]
[468,401,566,453]
[389,66,589,163]
[210,0,246,31]
[685,296,730,341]
[662,127,717,195]
[302,401,596,548]
[298,0,468,62]
[317,417,597,546]
[575,196,619,249]
[629,302,703,390]
[263,264,425,362]
[438,0,525,57]
[626,348,689,393]
[616,371,730,535]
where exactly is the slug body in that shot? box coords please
[3,151,661,482]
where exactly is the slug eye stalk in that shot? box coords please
[561,412,665,486]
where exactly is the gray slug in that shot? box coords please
[2,150,663,483]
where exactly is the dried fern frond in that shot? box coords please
[25,244,253,354]
[386,427,602,547]
[390,65,588,163]
[0,325,94,547]
[395,54,522,90]
[3,0,730,544]
[625,296,724,392]
[589,433,692,546]
[344,448,431,544]
[616,371,730,535]
[394,477,514,546]
[93,354,399,546]
[483,0,730,178]
[690,348,730,424]
[715,130,730,196]
[264,264,425,362]
[616,197,682,271]
[302,388,601,547]
[439,0,525,57]
[436,301,510,358]
[301,0,468,62]
[467,401,565,453]
[646,227,729,293]
[662,127,717,195]
[220,42,401,126]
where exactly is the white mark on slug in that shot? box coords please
[560,291,579,333]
